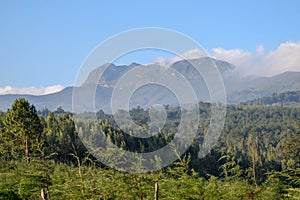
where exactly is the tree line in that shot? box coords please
[244,91,300,106]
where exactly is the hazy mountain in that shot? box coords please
[227,71,300,103]
[82,62,141,87]
[0,58,300,112]
[243,90,300,106]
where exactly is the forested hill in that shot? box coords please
[0,98,299,199]
[244,90,300,106]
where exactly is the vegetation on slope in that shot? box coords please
[0,98,299,199]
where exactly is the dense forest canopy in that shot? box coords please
[0,97,299,199]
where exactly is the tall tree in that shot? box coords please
[43,112,60,158]
[1,98,42,163]
[247,134,261,186]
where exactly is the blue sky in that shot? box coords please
[1,1,300,94]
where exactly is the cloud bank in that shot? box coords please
[0,85,65,95]
[154,41,300,77]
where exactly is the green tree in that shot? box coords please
[247,134,261,186]
[43,112,60,159]
[1,98,42,163]
[0,111,4,126]
[281,133,300,169]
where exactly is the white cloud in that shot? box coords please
[262,41,300,76]
[0,85,65,95]
[211,47,254,75]
[211,41,300,77]
[154,41,300,77]
[154,48,207,66]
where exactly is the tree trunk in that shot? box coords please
[252,156,257,186]
[25,137,29,163]
[78,164,85,198]
[41,189,50,200]
[154,182,159,200]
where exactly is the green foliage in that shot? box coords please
[280,134,300,169]
[0,159,53,200]
[245,91,300,106]
[0,98,42,162]
[0,98,300,199]
[0,191,21,200]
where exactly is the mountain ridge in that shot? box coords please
[1,58,300,112]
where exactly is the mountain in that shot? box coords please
[227,71,300,103]
[0,58,300,112]
[82,62,141,87]
[0,87,74,111]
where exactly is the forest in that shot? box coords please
[0,97,299,199]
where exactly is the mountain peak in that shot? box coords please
[82,57,236,88]
[81,62,143,87]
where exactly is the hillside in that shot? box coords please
[243,90,300,106]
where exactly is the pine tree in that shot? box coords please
[1,98,42,163]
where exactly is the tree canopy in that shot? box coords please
[0,98,299,199]
[0,98,42,163]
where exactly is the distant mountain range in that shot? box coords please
[1,57,300,112]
